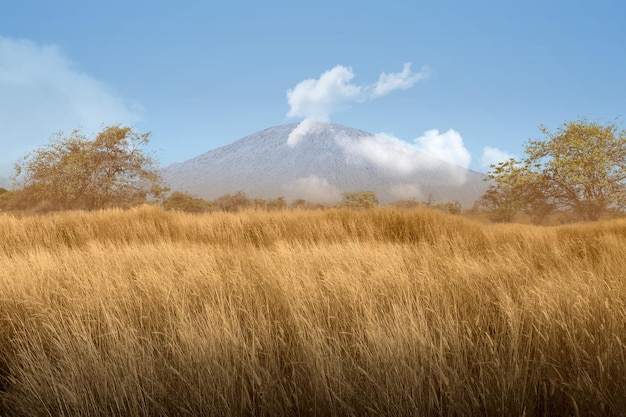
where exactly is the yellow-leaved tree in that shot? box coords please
[477,118,626,222]
[13,125,167,210]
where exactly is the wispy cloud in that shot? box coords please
[286,63,428,121]
[0,37,142,173]
[371,63,428,99]
[480,146,516,170]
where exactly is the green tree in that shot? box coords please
[341,191,378,209]
[14,125,166,210]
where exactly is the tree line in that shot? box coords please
[2,118,625,222]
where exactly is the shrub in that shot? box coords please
[214,191,250,212]
[341,191,378,209]
[162,192,213,213]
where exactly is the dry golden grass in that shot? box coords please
[0,206,625,416]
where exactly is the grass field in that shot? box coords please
[0,205,625,416]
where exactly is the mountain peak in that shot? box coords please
[162,123,487,207]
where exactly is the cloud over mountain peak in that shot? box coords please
[286,63,428,122]
[162,122,486,207]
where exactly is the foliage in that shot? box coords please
[475,158,536,222]
[266,196,287,211]
[214,191,250,212]
[13,125,166,210]
[341,191,378,209]
[250,198,268,209]
[526,118,626,221]
[391,197,462,215]
[390,198,421,209]
[0,189,30,211]
[393,198,462,215]
[477,118,626,222]
[290,198,307,209]
[433,200,462,215]
[162,191,214,213]
[289,199,331,210]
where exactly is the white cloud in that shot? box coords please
[286,63,427,121]
[339,132,435,176]
[413,129,471,168]
[337,129,471,184]
[371,63,429,98]
[0,37,142,174]
[480,146,515,170]
[282,175,342,203]
[286,65,363,122]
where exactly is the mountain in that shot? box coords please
[161,121,488,207]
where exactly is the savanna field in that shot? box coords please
[0,206,625,416]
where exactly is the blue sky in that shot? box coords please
[1,0,624,180]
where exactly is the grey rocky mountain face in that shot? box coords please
[161,122,487,208]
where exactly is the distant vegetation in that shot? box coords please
[159,189,468,217]
[3,118,625,224]
[341,190,379,209]
[161,191,215,213]
[0,206,625,415]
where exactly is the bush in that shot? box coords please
[162,192,213,213]
[341,191,378,209]
[267,197,287,211]
[290,198,307,209]
[391,199,421,209]
[214,191,250,212]
[434,200,462,215]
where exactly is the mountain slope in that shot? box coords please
[161,122,488,207]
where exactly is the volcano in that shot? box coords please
[161,122,487,207]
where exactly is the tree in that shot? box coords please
[391,198,421,209]
[162,191,213,213]
[475,158,535,222]
[525,118,626,221]
[477,118,626,222]
[434,200,462,215]
[341,191,378,209]
[14,125,166,210]
[290,198,307,209]
[214,191,250,212]
[267,196,287,211]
